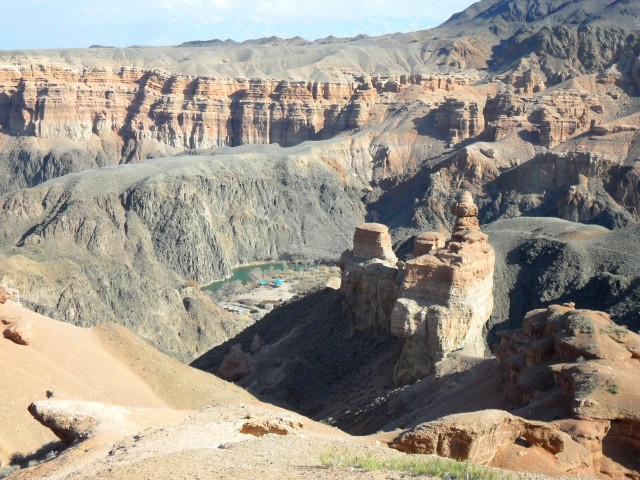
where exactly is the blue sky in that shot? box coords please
[0,0,477,50]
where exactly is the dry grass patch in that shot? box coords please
[320,447,513,480]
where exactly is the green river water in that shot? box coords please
[203,263,286,293]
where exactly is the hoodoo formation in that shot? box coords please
[341,191,496,384]
[392,192,495,383]
[1,0,639,478]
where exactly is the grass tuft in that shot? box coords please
[320,447,513,480]
[607,384,621,395]
[572,315,595,336]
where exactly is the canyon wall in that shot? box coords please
[0,64,475,157]
[0,149,366,360]
[0,62,482,195]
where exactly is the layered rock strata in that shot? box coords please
[391,192,495,384]
[484,89,603,147]
[496,304,640,478]
[434,98,485,144]
[0,64,474,160]
[340,223,399,333]
[340,192,495,384]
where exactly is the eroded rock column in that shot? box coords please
[391,192,495,384]
[340,223,399,333]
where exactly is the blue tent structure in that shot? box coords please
[274,279,283,286]
[259,281,267,286]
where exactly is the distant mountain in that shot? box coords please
[443,0,640,29]
[424,0,640,77]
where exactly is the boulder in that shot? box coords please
[390,410,592,476]
[218,344,251,380]
[3,320,34,345]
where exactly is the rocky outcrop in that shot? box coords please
[412,232,445,257]
[496,304,640,415]
[492,151,636,228]
[555,175,631,225]
[483,92,528,141]
[434,98,485,145]
[391,192,495,384]
[387,303,640,479]
[534,89,602,148]
[484,89,603,147]
[340,223,399,333]
[496,304,640,478]
[340,192,495,385]
[240,415,304,437]
[219,344,252,381]
[28,399,133,446]
[0,285,20,304]
[390,410,593,476]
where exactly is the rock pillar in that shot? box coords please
[340,223,399,333]
[391,191,495,384]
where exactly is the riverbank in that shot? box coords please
[206,263,341,322]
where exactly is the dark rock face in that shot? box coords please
[488,151,637,229]
[0,151,365,360]
[485,218,640,337]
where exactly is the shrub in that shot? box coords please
[607,384,621,395]
[0,466,19,479]
[572,315,595,335]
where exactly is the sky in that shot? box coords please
[0,0,477,50]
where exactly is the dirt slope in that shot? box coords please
[0,299,250,466]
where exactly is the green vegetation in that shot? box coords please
[319,447,513,480]
[578,377,598,395]
[607,384,621,395]
[600,325,628,336]
[572,315,595,335]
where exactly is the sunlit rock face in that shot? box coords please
[340,192,495,385]
[340,223,399,334]
[391,191,495,384]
